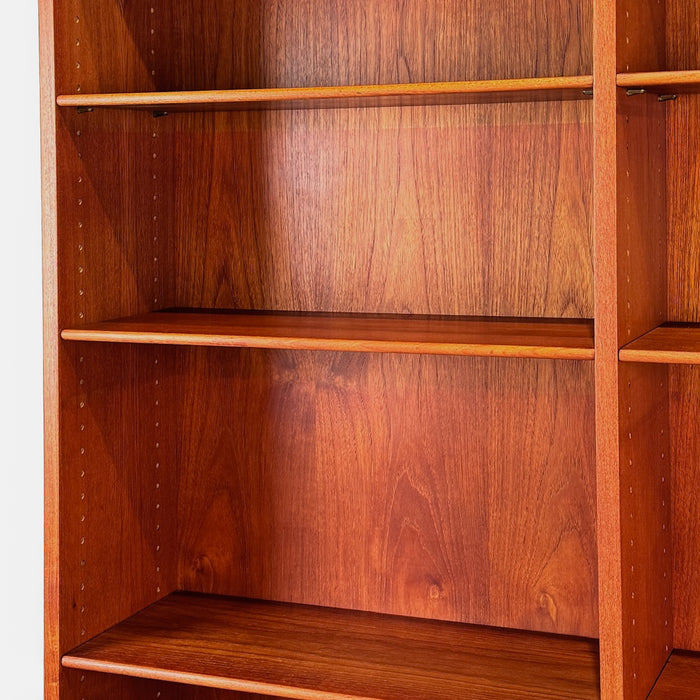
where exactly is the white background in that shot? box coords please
[0,4,45,698]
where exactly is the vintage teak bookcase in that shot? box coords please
[40,1,700,698]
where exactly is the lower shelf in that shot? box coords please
[62,592,600,699]
[649,651,700,699]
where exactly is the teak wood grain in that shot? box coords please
[620,324,700,364]
[62,592,601,700]
[174,350,597,636]
[149,1,592,92]
[61,311,595,360]
[40,0,59,696]
[648,652,700,700]
[591,2,623,697]
[42,0,700,698]
[617,71,700,92]
[56,77,595,111]
[614,6,673,696]
[57,344,177,648]
[63,673,267,700]
[671,367,700,650]
[165,102,592,319]
[666,5,700,655]
[668,94,700,324]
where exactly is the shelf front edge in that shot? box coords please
[56,76,594,111]
[60,329,594,360]
[617,71,700,93]
[619,348,700,365]
[61,656,357,700]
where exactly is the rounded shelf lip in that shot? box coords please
[56,76,595,111]
[617,70,700,92]
[60,310,595,361]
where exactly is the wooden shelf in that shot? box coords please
[619,324,700,364]
[62,592,601,700]
[60,310,595,360]
[648,652,700,699]
[617,70,700,94]
[56,76,594,111]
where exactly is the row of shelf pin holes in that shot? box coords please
[625,387,671,687]
[623,2,676,104]
[624,96,671,679]
[74,6,166,697]
[623,0,670,675]
[75,17,88,693]
[75,11,87,700]
[150,6,164,626]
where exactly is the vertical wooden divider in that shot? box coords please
[618,0,673,697]
[593,1,624,697]
[596,1,673,698]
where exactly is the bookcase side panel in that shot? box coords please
[50,8,180,697]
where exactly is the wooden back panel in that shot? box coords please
[78,0,593,92]
[174,350,598,638]
[671,365,700,650]
[169,103,593,318]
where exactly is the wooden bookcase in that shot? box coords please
[39,1,700,698]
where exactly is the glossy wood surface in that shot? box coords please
[174,350,597,636]
[62,311,595,360]
[56,77,595,112]
[665,8,700,656]
[617,71,700,92]
[151,1,592,92]
[648,652,700,700]
[63,592,601,700]
[620,324,700,364]
[166,102,592,319]
[48,0,700,698]
[668,98,700,325]
[670,366,700,650]
[615,0,666,74]
[591,3,623,696]
[57,344,176,647]
[595,3,674,698]
[64,672,266,700]
[615,6,673,694]
[40,0,59,696]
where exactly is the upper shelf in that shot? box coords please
[62,592,601,700]
[620,323,700,365]
[617,71,700,94]
[56,76,594,111]
[61,310,595,360]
